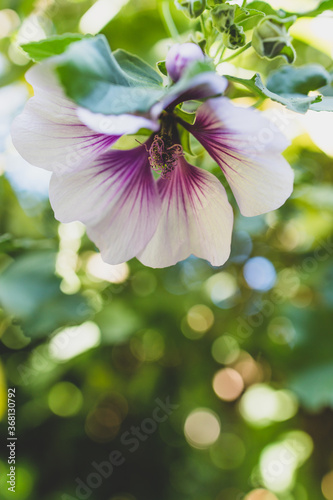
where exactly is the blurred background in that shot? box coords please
[0,0,333,499]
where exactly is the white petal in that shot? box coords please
[49,144,161,264]
[187,98,294,216]
[77,108,159,135]
[224,153,294,216]
[138,157,233,268]
[11,63,119,174]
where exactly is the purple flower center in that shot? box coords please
[147,114,183,179]
[148,134,183,179]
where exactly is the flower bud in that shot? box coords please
[252,15,296,63]
[175,0,206,19]
[222,24,246,49]
[166,43,205,82]
[211,4,235,33]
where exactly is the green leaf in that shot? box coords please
[113,133,151,150]
[266,64,331,95]
[174,106,197,124]
[178,126,195,156]
[284,0,333,18]
[234,8,265,31]
[289,363,333,411]
[157,60,168,76]
[95,302,142,344]
[0,251,91,338]
[226,73,322,113]
[310,96,333,112]
[56,35,165,115]
[113,49,163,86]
[252,15,296,63]
[211,4,236,33]
[175,0,207,19]
[20,33,90,62]
[245,1,278,16]
[279,44,296,64]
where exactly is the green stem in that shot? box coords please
[219,45,227,60]
[252,96,265,108]
[220,41,252,62]
[200,15,205,37]
[242,0,247,7]
[159,0,179,40]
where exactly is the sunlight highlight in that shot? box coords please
[79,0,130,34]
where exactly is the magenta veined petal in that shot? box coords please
[11,63,120,174]
[138,156,233,268]
[49,142,162,265]
[185,97,294,216]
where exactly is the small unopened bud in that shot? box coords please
[175,0,206,19]
[223,24,246,49]
[166,43,205,82]
[211,4,235,33]
[252,15,296,63]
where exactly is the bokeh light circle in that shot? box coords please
[184,409,220,449]
[211,335,240,364]
[245,489,278,500]
[322,470,333,500]
[243,257,276,291]
[213,368,244,401]
[205,272,238,306]
[187,304,214,333]
[48,382,83,417]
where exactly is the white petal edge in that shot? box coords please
[77,108,159,136]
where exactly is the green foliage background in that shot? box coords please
[0,1,333,499]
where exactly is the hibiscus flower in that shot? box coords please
[11,40,293,268]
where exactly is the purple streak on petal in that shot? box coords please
[138,155,233,268]
[166,43,205,82]
[11,92,121,175]
[151,72,228,119]
[49,140,162,265]
[184,98,294,216]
